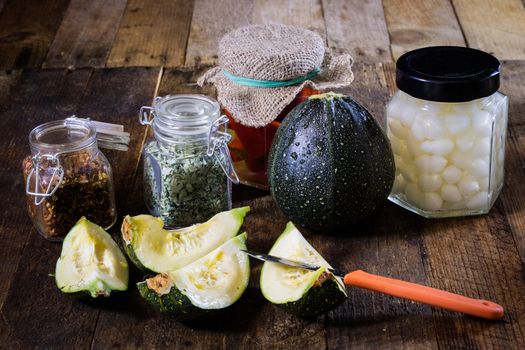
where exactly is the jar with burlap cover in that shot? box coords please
[198,24,354,128]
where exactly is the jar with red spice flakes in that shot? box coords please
[23,118,118,241]
[198,24,354,189]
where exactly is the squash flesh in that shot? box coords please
[124,207,249,272]
[138,233,250,314]
[55,217,128,297]
[260,222,347,315]
[170,233,250,309]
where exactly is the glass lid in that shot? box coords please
[29,118,96,153]
[151,95,221,140]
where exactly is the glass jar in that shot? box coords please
[225,87,319,190]
[23,118,117,241]
[139,95,238,227]
[386,46,508,218]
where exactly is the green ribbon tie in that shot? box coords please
[222,67,321,88]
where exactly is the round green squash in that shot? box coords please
[268,92,395,231]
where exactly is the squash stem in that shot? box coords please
[308,92,344,100]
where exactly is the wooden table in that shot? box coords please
[1,0,524,349]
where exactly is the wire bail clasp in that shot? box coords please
[139,106,154,125]
[25,153,65,206]
[207,115,240,184]
[140,96,162,125]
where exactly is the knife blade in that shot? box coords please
[241,249,346,278]
[241,249,505,320]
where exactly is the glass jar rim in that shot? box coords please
[151,94,220,143]
[29,118,97,154]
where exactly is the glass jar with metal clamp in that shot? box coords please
[139,94,239,227]
[23,117,128,241]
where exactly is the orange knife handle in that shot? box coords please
[343,270,504,320]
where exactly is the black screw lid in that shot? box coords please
[396,46,500,102]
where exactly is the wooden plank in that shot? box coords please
[452,0,525,59]
[383,0,465,60]
[324,206,437,349]
[185,0,254,66]
[338,62,389,125]
[252,0,325,37]
[0,69,21,106]
[107,0,194,67]
[0,69,93,347]
[0,224,102,349]
[499,61,525,265]
[43,0,128,69]
[419,216,525,349]
[0,0,70,69]
[185,0,326,66]
[322,0,391,63]
[0,67,160,348]
[158,65,217,97]
[382,61,525,349]
[0,68,92,309]
[323,63,437,349]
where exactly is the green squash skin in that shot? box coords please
[268,95,395,231]
[278,277,347,318]
[123,241,153,274]
[137,281,213,320]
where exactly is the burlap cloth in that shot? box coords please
[197,24,354,128]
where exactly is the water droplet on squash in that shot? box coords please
[291,152,298,160]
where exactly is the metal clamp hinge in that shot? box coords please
[139,106,154,125]
[207,116,240,184]
[25,154,65,206]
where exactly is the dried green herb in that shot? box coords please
[143,141,230,227]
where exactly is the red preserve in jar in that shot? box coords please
[225,87,319,189]
[198,24,354,189]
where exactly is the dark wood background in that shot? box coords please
[0,0,524,349]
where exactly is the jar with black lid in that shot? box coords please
[386,46,508,218]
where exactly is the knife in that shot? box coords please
[242,249,504,320]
